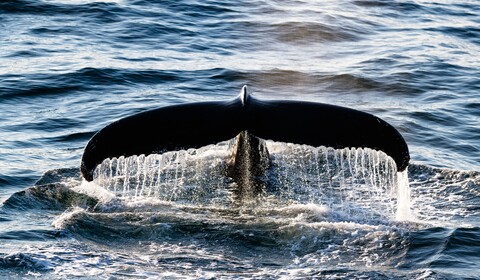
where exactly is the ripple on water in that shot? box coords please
[0,0,479,278]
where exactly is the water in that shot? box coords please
[91,143,408,220]
[0,0,479,278]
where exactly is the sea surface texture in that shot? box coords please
[1,0,479,279]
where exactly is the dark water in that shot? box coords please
[1,0,479,278]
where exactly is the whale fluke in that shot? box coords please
[81,86,409,184]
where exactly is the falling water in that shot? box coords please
[92,141,412,221]
[265,142,412,222]
[92,141,235,206]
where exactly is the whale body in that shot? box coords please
[81,86,409,186]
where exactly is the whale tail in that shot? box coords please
[226,130,271,197]
[81,86,409,190]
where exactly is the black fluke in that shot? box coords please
[81,86,409,182]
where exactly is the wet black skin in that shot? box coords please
[81,86,409,190]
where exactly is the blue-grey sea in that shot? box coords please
[0,0,479,279]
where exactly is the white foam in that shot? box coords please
[72,180,116,203]
[277,203,330,220]
[396,169,413,221]
[90,141,412,223]
[52,207,86,229]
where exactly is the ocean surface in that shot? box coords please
[1,0,479,279]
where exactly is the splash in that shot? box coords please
[93,141,234,206]
[265,142,412,222]
[92,141,412,221]
[395,169,412,221]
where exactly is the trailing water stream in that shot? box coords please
[92,142,412,222]
[1,0,479,278]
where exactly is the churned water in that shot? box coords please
[0,0,479,279]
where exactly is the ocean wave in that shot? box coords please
[267,21,365,43]
[1,158,478,277]
[0,253,52,272]
[353,0,423,12]
[1,0,479,277]
[0,67,188,100]
[2,183,97,211]
[0,0,124,20]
